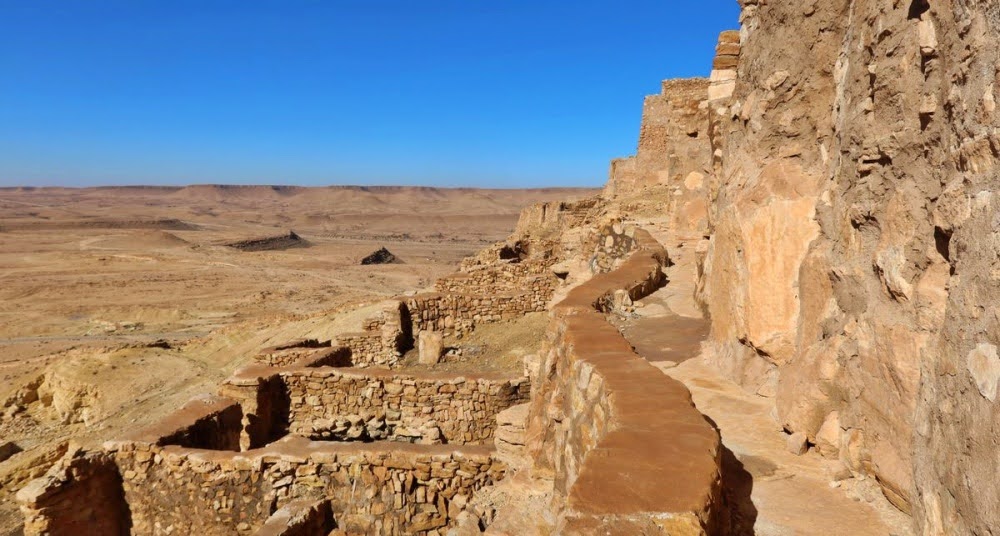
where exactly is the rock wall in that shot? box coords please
[333,303,411,368]
[689,1,1000,532]
[103,439,502,536]
[514,198,600,240]
[518,230,723,534]
[254,499,334,536]
[255,341,351,368]
[604,74,714,237]
[220,368,290,451]
[137,395,243,451]
[405,291,549,337]
[17,447,131,536]
[434,261,557,297]
[282,368,529,445]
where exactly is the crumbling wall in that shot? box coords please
[255,341,351,368]
[692,1,1000,532]
[434,262,557,296]
[220,368,290,451]
[333,303,411,368]
[103,439,502,536]
[603,74,714,237]
[17,448,131,536]
[283,368,528,445]
[127,395,243,452]
[405,291,550,337]
[514,197,600,240]
[586,221,669,275]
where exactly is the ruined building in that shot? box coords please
[14,1,1000,534]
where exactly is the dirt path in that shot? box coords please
[616,220,913,536]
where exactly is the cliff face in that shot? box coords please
[606,1,1000,533]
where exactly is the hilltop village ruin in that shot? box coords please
[12,1,1000,534]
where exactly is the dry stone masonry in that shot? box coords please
[283,368,528,445]
[21,2,1000,533]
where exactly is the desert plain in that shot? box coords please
[0,185,595,533]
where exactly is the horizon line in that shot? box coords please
[0,183,603,191]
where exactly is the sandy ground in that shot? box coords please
[0,185,595,534]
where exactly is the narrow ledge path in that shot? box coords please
[614,220,913,536]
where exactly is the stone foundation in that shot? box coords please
[283,368,529,445]
[15,212,724,535]
[99,438,502,536]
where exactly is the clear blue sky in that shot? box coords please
[0,1,739,188]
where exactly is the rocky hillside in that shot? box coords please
[604,1,1000,533]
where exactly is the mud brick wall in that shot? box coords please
[102,439,504,536]
[17,449,131,536]
[282,368,529,445]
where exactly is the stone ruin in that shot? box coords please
[17,1,1000,533]
[15,192,728,534]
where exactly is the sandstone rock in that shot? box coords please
[967,343,1000,401]
[0,441,22,463]
[815,411,841,457]
[418,331,444,365]
[786,432,809,456]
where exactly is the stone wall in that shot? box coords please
[587,221,668,275]
[689,1,1000,532]
[254,499,333,536]
[220,367,290,451]
[405,291,549,338]
[603,74,714,237]
[333,302,412,368]
[101,438,503,536]
[514,197,600,240]
[17,447,131,535]
[434,261,556,296]
[126,394,243,452]
[283,367,529,445]
[255,341,351,368]
[516,230,723,534]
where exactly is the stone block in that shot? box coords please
[418,331,444,365]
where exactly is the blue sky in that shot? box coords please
[0,1,740,188]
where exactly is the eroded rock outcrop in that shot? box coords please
[687,1,1000,533]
